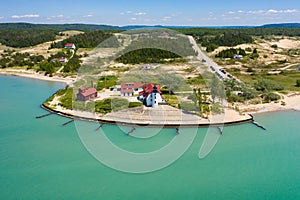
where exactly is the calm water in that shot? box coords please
[0,75,300,199]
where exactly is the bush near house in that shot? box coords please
[296,80,300,87]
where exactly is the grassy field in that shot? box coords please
[228,69,300,92]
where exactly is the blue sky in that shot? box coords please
[0,0,299,26]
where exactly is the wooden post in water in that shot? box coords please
[95,124,103,131]
[36,113,52,119]
[62,119,74,126]
[216,126,222,135]
[127,127,136,135]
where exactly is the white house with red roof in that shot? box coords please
[138,83,164,107]
[120,82,144,96]
[64,43,76,49]
[51,57,68,63]
[76,81,98,101]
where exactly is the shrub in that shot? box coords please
[245,47,252,52]
[94,98,129,114]
[296,80,300,87]
[262,92,281,102]
[254,79,284,92]
[246,67,254,72]
[129,102,143,108]
[180,101,198,112]
[211,103,223,114]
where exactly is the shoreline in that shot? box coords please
[2,71,300,127]
[41,103,254,128]
[0,69,75,85]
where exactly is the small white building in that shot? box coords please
[51,57,68,63]
[120,82,143,96]
[64,43,76,49]
[233,54,243,60]
[141,64,151,70]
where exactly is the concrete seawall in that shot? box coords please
[41,104,254,128]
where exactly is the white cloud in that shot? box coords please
[248,10,265,14]
[0,17,4,20]
[83,13,93,18]
[11,14,40,19]
[134,12,146,16]
[162,16,171,21]
[267,9,279,14]
[47,14,65,20]
[266,9,298,14]
[226,9,298,16]
[130,17,137,21]
[284,9,297,13]
[246,9,298,15]
[55,14,64,18]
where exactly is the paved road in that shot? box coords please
[188,36,237,81]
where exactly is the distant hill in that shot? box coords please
[0,22,299,31]
[259,23,300,28]
[0,23,121,31]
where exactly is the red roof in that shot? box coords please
[79,87,97,97]
[121,89,134,93]
[65,43,74,47]
[121,82,143,89]
[139,83,162,98]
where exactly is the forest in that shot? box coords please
[177,27,300,52]
[116,48,182,64]
[50,30,119,49]
[215,48,246,58]
[0,29,58,48]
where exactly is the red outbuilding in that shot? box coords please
[76,82,98,101]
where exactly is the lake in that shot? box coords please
[0,75,299,199]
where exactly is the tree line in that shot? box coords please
[0,51,45,68]
[0,29,58,48]
[177,27,300,52]
[116,48,182,64]
[50,30,119,49]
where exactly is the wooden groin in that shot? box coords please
[36,113,52,119]
[248,113,266,130]
[216,126,223,135]
[127,127,136,135]
[95,124,103,131]
[252,121,266,130]
[62,119,74,126]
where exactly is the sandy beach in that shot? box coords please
[0,68,76,85]
[238,93,300,114]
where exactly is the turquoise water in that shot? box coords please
[1,75,300,199]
